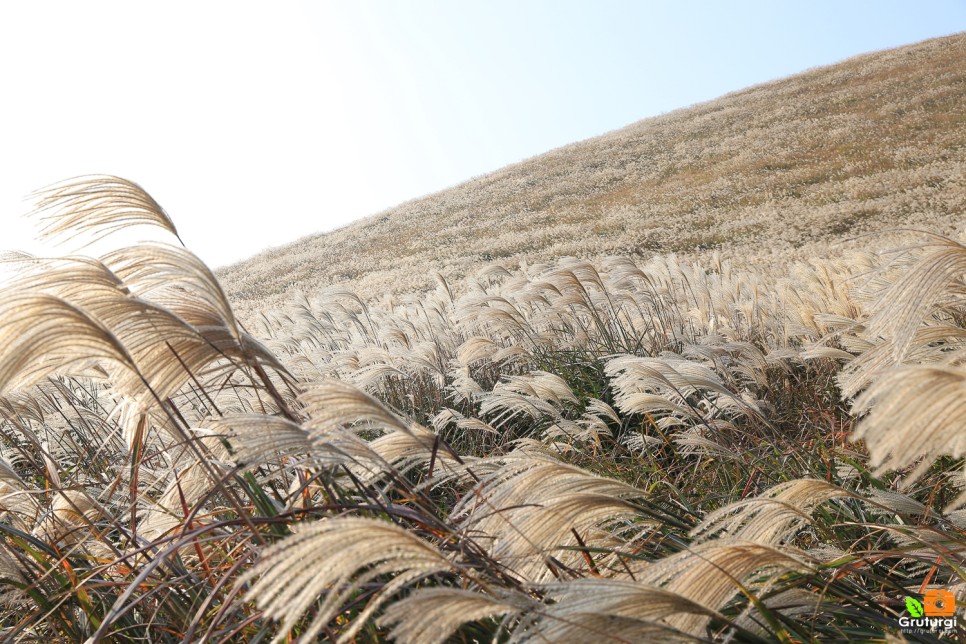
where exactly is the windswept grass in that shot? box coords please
[1,177,966,641]
[219,32,966,319]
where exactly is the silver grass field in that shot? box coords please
[0,175,966,643]
[2,33,966,644]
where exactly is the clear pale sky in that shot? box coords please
[1,1,964,268]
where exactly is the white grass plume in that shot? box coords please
[30,175,181,246]
[852,365,966,496]
[518,578,719,643]
[634,541,812,637]
[300,378,410,437]
[378,587,526,644]
[240,515,454,643]
[452,453,646,582]
[691,479,853,546]
[201,414,311,468]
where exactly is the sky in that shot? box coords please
[1,1,964,268]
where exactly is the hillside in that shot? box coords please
[221,33,966,314]
[7,33,966,642]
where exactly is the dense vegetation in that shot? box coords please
[3,32,966,644]
[1,176,966,642]
[219,33,966,319]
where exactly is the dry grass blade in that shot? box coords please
[239,516,453,643]
[732,588,823,637]
[0,458,38,530]
[30,175,181,245]
[864,237,966,362]
[137,462,219,540]
[852,365,966,493]
[606,355,758,422]
[502,371,579,407]
[364,424,464,481]
[33,489,110,544]
[378,587,525,644]
[692,479,853,546]
[300,379,411,436]
[865,489,933,518]
[202,414,311,467]
[519,579,720,643]
[431,408,499,435]
[838,323,966,398]
[635,541,812,637]
[453,453,645,582]
[101,243,240,340]
[0,294,133,393]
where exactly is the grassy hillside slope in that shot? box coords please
[5,35,966,641]
[220,33,966,315]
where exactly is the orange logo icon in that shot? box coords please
[924,589,956,617]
